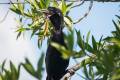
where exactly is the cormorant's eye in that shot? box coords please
[58,12,61,16]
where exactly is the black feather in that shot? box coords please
[45,7,69,80]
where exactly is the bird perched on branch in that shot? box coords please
[44,7,69,80]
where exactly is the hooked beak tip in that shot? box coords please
[41,9,49,13]
[41,9,52,17]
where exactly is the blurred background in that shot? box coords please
[0,0,119,80]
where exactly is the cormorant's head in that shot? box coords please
[43,7,64,31]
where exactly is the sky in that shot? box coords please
[69,2,120,80]
[0,0,120,80]
[0,0,39,80]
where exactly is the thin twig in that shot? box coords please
[0,10,10,23]
[61,54,96,80]
[73,0,93,24]
[71,0,85,9]
[0,0,119,5]
[0,2,25,4]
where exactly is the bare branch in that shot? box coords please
[0,2,25,4]
[73,0,93,24]
[57,0,120,2]
[61,54,96,80]
[0,10,9,23]
[0,0,119,5]
[71,0,85,9]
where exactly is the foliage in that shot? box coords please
[10,0,74,47]
[0,60,20,80]
[52,16,120,80]
[0,0,119,80]
[0,53,44,80]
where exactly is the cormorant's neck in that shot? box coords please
[51,30,64,44]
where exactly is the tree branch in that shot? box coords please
[73,0,93,24]
[82,0,120,2]
[61,54,96,80]
[57,0,120,2]
[0,2,25,4]
[0,0,119,5]
[0,10,9,23]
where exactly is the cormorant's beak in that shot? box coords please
[41,9,52,18]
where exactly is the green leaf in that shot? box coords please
[73,50,85,58]
[18,1,24,15]
[116,15,120,20]
[33,0,40,9]
[85,43,93,53]
[112,20,120,36]
[51,42,71,59]
[38,39,43,49]
[1,60,6,72]
[3,69,11,80]
[30,22,44,38]
[64,30,74,51]
[10,61,19,79]
[104,37,120,47]
[59,0,67,15]
[76,30,85,50]
[24,12,33,18]
[0,74,6,80]
[16,27,26,39]
[66,2,73,14]
[52,0,59,7]
[16,31,22,39]
[112,69,120,80]
[89,64,94,80]
[92,36,97,51]
[98,36,103,50]
[62,0,67,15]
[10,7,21,15]
[40,0,46,9]
[86,31,90,44]
[83,61,90,79]
[22,58,36,77]
[36,53,44,79]
[10,1,23,15]
[64,16,73,28]
[67,2,73,9]
[45,0,50,8]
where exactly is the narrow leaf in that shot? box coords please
[86,31,90,44]
[22,58,36,77]
[51,42,71,59]
[112,20,120,35]
[45,0,50,8]
[64,16,73,28]
[52,0,59,7]
[76,30,85,50]
[10,61,19,79]
[92,36,97,51]
[37,53,44,79]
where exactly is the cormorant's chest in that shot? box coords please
[51,31,65,45]
[46,31,66,61]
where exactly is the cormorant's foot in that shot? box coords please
[67,69,75,76]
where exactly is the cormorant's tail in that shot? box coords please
[46,76,50,80]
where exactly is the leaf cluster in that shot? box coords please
[10,0,74,47]
[0,53,44,80]
[52,16,120,80]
